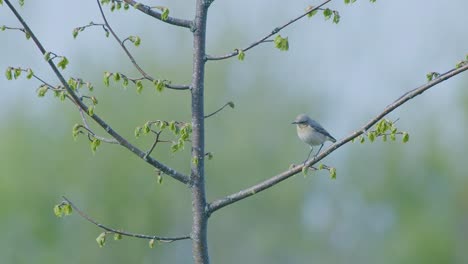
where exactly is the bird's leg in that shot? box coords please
[314,143,324,157]
[303,147,314,166]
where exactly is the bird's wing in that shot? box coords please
[309,119,336,142]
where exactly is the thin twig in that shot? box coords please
[5,0,191,185]
[205,0,332,61]
[204,102,234,119]
[62,196,191,242]
[96,0,190,90]
[144,131,163,159]
[207,63,468,215]
[122,0,193,29]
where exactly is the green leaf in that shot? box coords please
[88,105,94,116]
[63,204,72,216]
[143,121,151,134]
[113,72,121,82]
[110,2,116,11]
[159,121,167,130]
[26,68,33,79]
[161,8,169,21]
[13,68,21,79]
[136,80,143,93]
[333,11,340,24]
[359,136,365,143]
[237,50,245,61]
[274,35,289,51]
[323,8,333,20]
[329,167,337,179]
[103,72,111,87]
[91,96,98,105]
[72,28,79,39]
[302,166,309,176]
[382,134,387,142]
[153,80,164,92]
[91,138,101,152]
[24,31,30,40]
[59,91,66,101]
[122,76,129,88]
[390,133,396,141]
[116,1,121,10]
[192,156,199,165]
[57,57,69,70]
[53,205,63,217]
[157,174,163,184]
[169,121,176,132]
[44,52,51,61]
[402,132,409,143]
[149,239,155,248]
[368,131,375,142]
[96,232,106,248]
[5,67,12,80]
[129,36,141,46]
[37,85,48,97]
[114,233,122,240]
[228,101,235,108]
[124,3,129,10]
[171,142,179,152]
[72,124,80,140]
[306,5,318,18]
[134,127,142,138]
[207,152,213,160]
[19,0,24,6]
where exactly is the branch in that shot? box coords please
[61,196,191,243]
[204,101,234,119]
[96,0,190,90]
[205,0,332,61]
[122,0,193,29]
[207,63,468,215]
[4,0,191,185]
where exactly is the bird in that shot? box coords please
[292,114,336,164]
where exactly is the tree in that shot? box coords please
[1,0,468,263]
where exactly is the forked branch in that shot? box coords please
[4,0,191,185]
[207,63,468,215]
[205,0,332,61]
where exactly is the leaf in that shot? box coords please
[72,28,79,39]
[136,80,143,93]
[103,72,110,87]
[122,76,129,88]
[153,79,164,92]
[402,132,409,143]
[13,68,21,79]
[228,101,235,108]
[91,138,101,152]
[305,6,318,18]
[323,8,333,20]
[88,105,95,116]
[274,35,289,51]
[192,156,199,165]
[329,167,337,179]
[53,205,63,217]
[57,57,69,70]
[96,233,106,248]
[5,67,12,80]
[134,127,142,138]
[149,239,155,248]
[37,85,48,97]
[26,68,33,79]
[72,124,80,140]
[237,50,245,61]
[114,233,122,240]
[161,8,170,21]
[333,11,340,24]
[113,72,121,82]
[63,204,73,215]
[143,121,151,134]
[368,131,375,142]
[44,52,51,61]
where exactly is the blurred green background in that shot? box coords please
[1,0,468,263]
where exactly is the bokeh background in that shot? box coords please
[1,0,468,263]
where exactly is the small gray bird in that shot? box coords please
[292,114,336,163]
